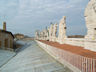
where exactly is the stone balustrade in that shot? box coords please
[65,38,85,47]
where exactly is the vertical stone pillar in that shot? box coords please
[58,16,67,44]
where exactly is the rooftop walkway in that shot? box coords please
[0,41,72,72]
[0,50,16,67]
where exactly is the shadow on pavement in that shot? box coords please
[16,42,32,53]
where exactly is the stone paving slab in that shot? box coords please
[0,41,72,72]
[0,50,16,67]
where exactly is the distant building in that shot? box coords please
[0,22,14,50]
[67,35,85,38]
[14,33,24,40]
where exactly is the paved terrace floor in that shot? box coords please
[0,41,72,72]
[39,40,96,59]
[0,50,16,67]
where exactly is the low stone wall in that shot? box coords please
[64,38,84,47]
[36,40,81,72]
[84,40,96,51]
[60,38,96,52]
[36,40,96,72]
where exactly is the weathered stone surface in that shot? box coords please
[43,29,48,40]
[65,38,84,47]
[47,27,50,40]
[52,24,58,42]
[0,41,71,72]
[35,30,39,40]
[58,16,67,44]
[85,0,96,40]
[49,24,54,41]
[0,50,16,67]
[84,0,96,51]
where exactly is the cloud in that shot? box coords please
[0,0,89,36]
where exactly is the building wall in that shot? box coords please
[0,32,14,50]
[16,35,24,39]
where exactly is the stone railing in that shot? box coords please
[65,38,84,47]
[84,40,96,51]
[36,40,96,72]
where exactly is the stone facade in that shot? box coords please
[0,30,14,50]
[14,33,24,40]
[0,22,14,50]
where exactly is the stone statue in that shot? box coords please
[49,24,54,41]
[43,29,48,40]
[58,16,67,44]
[47,27,50,40]
[84,0,96,51]
[53,24,58,37]
[85,0,96,40]
[39,31,44,40]
[52,24,58,42]
[35,30,39,39]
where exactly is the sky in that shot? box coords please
[0,0,89,37]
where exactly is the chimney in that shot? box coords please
[3,22,6,31]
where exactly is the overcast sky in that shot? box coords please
[0,0,89,36]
